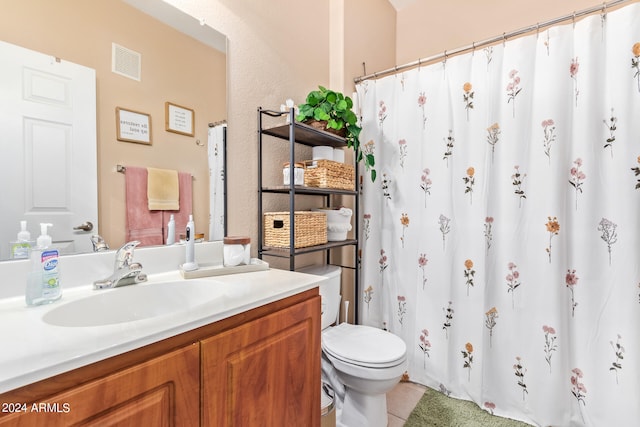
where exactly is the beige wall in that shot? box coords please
[0,0,226,248]
[395,0,636,66]
[344,0,397,93]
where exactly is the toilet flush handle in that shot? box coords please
[343,300,350,324]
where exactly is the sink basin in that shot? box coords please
[42,280,223,327]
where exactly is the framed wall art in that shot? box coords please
[116,107,152,144]
[165,102,195,136]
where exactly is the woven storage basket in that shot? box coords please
[264,211,327,248]
[303,159,355,190]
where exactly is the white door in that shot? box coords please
[0,40,97,258]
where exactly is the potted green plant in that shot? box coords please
[296,86,376,182]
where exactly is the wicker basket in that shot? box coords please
[264,211,327,248]
[303,159,355,190]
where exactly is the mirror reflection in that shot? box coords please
[0,0,227,261]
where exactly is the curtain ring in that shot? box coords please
[572,12,576,29]
[502,32,506,47]
[443,50,448,64]
[536,23,540,38]
[472,41,476,55]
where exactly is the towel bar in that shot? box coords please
[116,165,194,179]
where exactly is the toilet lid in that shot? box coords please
[322,323,406,367]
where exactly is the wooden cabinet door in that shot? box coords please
[202,296,321,427]
[0,344,199,427]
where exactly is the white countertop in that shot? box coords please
[0,268,324,393]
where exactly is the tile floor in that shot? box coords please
[387,381,427,426]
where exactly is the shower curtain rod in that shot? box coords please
[354,0,631,83]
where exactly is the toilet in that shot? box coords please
[299,264,407,427]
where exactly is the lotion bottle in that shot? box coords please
[166,214,176,245]
[182,214,198,271]
[26,223,61,306]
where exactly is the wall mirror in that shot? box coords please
[0,0,227,261]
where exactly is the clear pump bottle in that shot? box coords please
[25,223,61,306]
[10,220,33,259]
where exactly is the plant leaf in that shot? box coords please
[314,108,330,121]
[366,153,375,167]
[345,96,353,109]
[345,110,357,125]
[307,91,321,105]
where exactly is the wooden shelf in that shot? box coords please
[261,122,348,147]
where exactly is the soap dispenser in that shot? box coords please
[10,220,33,259]
[26,223,61,306]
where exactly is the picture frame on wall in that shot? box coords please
[165,102,195,136]
[116,107,152,145]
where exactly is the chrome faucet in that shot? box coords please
[93,241,148,289]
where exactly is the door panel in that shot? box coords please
[0,40,97,258]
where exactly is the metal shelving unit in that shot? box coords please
[258,107,359,318]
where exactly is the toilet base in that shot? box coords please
[337,387,388,427]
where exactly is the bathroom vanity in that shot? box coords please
[0,243,323,426]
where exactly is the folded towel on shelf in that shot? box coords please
[125,166,163,246]
[147,167,179,210]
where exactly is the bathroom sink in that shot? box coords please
[42,280,222,327]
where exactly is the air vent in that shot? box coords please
[112,43,141,81]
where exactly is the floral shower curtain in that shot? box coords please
[356,4,640,426]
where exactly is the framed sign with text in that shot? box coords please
[116,107,152,145]
[165,102,195,136]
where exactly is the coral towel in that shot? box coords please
[147,167,179,210]
[125,166,163,246]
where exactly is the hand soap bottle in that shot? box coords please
[26,223,61,306]
[9,220,33,259]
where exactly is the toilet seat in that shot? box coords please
[322,323,406,368]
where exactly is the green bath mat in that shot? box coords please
[404,386,533,427]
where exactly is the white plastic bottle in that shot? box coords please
[26,223,61,306]
[182,214,198,271]
[10,220,33,259]
[166,214,176,245]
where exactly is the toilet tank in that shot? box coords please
[298,264,342,330]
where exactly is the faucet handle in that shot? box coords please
[91,235,110,252]
[115,240,140,269]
